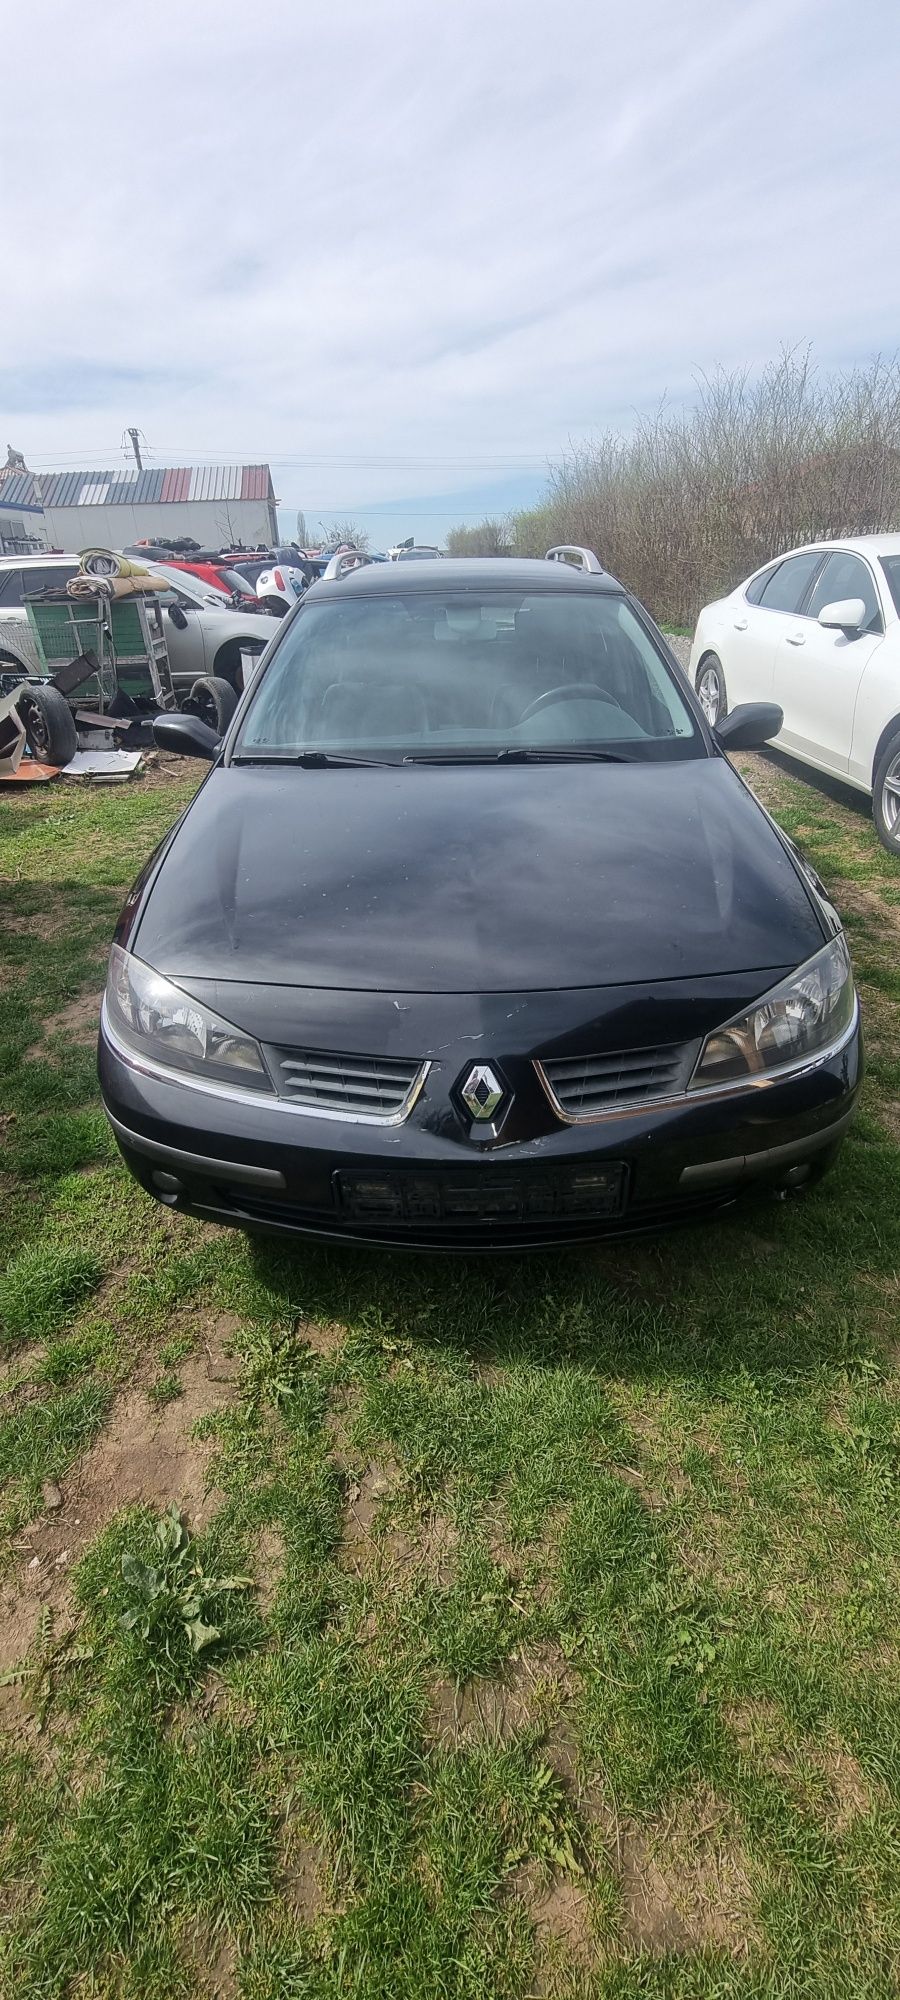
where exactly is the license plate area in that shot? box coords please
[335,1164,628,1225]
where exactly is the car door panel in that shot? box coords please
[728,551,826,726]
[721,601,779,707]
[775,628,883,771]
[157,597,207,687]
[773,552,885,773]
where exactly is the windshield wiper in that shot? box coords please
[233,751,397,767]
[496,746,634,763]
[402,747,634,765]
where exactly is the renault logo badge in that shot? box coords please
[460,1063,504,1120]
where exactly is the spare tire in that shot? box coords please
[186,675,238,736]
[16,684,77,767]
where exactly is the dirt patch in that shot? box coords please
[193,1309,243,1384]
[727,1699,871,1833]
[138,753,209,794]
[615,1463,689,1513]
[830,877,900,941]
[295,1315,347,1358]
[178,1923,238,1999]
[817,1744,871,1832]
[0,898,90,942]
[0,1579,84,1765]
[254,1524,285,1618]
[33,988,101,1050]
[339,1460,459,1589]
[509,1860,596,1985]
[617,1787,756,1955]
[0,1341,45,1403]
[16,1352,236,1587]
[278,1828,328,1926]
[0,1355,236,1741]
[426,1644,574,1750]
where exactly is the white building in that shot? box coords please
[0,464,278,554]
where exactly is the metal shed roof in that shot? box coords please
[2,465,274,510]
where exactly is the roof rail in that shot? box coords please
[545,545,604,574]
[321,549,372,581]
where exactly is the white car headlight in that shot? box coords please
[105,944,272,1091]
[690,936,856,1090]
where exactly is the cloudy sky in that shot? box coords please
[4,0,899,546]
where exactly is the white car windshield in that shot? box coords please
[235,589,701,762]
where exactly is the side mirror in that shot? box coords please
[167,604,189,630]
[153,712,220,760]
[817,597,866,634]
[714,702,783,751]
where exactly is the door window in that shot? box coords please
[745,562,781,604]
[805,551,882,634]
[758,552,824,614]
[0,569,24,606]
[21,566,79,597]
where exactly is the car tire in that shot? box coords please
[187,675,238,735]
[695,653,727,728]
[873,728,900,856]
[16,683,77,766]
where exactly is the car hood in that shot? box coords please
[135,759,823,993]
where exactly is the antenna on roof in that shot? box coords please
[122,427,148,472]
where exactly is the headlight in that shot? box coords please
[105,944,273,1092]
[690,936,856,1090]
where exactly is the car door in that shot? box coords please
[772,550,885,773]
[720,560,784,705]
[155,591,208,687]
[721,553,823,708]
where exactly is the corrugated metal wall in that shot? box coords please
[41,496,277,553]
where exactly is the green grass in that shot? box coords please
[0,756,899,1995]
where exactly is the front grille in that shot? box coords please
[269,1046,426,1120]
[538,1042,694,1120]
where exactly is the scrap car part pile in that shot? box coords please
[2,550,178,772]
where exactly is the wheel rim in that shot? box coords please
[697,664,721,725]
[193,687,218,731]
[882,752,900,843]
[19,694,49,759]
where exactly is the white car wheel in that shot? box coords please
[874,730,900,856]
[696,655,726,728]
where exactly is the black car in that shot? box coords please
[98,550,861,1251]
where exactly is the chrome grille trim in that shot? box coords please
[535,1043,695,1123]
[268,1047,429,1123]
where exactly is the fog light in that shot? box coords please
[782,1163,812,1189]
[151,1170,184,1196]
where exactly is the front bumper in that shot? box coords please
[98,1004,862,1252]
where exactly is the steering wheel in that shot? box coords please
[518,682,617,724]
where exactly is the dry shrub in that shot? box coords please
[465,348,900,625]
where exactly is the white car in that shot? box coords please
[690,535,900,854]
[0,553,275,732]
[252,563,309,616]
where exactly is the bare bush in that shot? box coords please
[446,516,513,556]
[319,518,370,552]
[460,349,900,625]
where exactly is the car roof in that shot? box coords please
[0,551,78,568]
[313,557,623,596]
[764,534,900,562]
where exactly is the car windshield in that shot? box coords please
[234,589,702,761]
